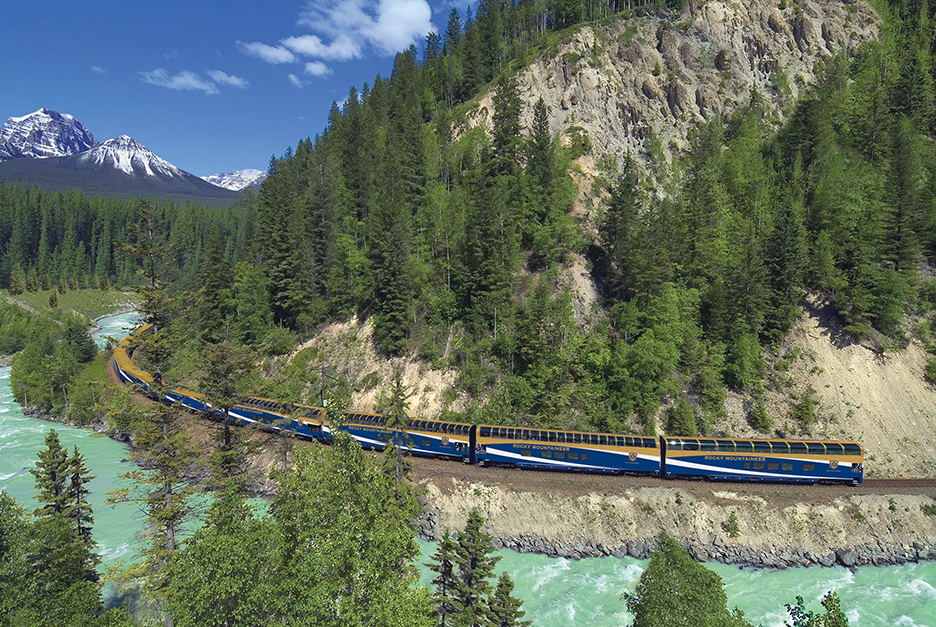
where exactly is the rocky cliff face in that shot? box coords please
[468,0,880,174]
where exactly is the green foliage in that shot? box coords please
[107,401,199,618]
[724,511,741,538]
[168,489,277,626]
[268,433,433,626]
[8,262,25,295]
[785,591,849,627]
[0,439,114,627]
[665,396,697,437]
[792,388,819,430]
[624,535,752,627]
[428,508,528,627]
[9,310,99,414]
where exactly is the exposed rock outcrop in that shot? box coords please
[466,0,880,177]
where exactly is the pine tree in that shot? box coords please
[428,530,460,626]
[625,535,752,627]
[199,337,259,495]
[25,267,38,292]
[8,262,25,295]
[488,571,530,627]
[30,429,70,517]
[383,368,413,487]
[194,225,235,343]
[109,402,198,627]
[453,508,501,626]
[66,445,96,545]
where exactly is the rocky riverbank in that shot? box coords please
[416,476,936,569]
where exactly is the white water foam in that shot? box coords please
[531,558,571,592]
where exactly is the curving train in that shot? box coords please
[113,324,864,485]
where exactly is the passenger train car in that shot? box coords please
[112,325,863,485]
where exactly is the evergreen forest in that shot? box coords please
[3,0,936,438]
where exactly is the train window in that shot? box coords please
[507,429,515,439]
[807,443,826,455]
[573,433,582,444]
[743,462,751,470]
[422,439,432,447]
[843,444,861,456]
[716,440,735,453]
[617,436,626,447]
[789,442,808,454]
[521,449,532,457]
[625,436,634,447]
[581,452,588,461]
[682,441,699,451]
[480,427,491,437]
[568,451,579,460]
[803,463,815,471]
[767,463,779,471]
[557,432,566,443]
[528,430,538,441]
[541,450,553,458]
[549,432,557,443]
[781,463,793,471]
[699,440,716,452]
[772,442,789,454]
[592,435,601,445]
[522,430,529,440]
[646,438,658,449]
[752,441,771,454]
[599,435,607,446]
[667,440,682,451]
[753,462,765,470]
[555,451,565,459]
[735,441,753,453]
[825,443,844,456]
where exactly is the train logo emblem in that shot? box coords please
[830,459,838,470]
[441,437,449,446]
[629,452,638,462]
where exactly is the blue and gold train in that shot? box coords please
[113,325,864,485]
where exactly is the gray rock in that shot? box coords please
[836,549,858,567]
[715,49,731,71]
[767,9,789,33]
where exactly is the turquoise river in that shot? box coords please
[1,313,934,626]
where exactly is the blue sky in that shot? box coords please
[1,0,460,177]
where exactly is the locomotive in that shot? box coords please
[113,325,863,485]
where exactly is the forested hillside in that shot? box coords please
[4,0,936,444]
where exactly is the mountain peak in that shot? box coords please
[0,108,96,160]
[201,168,267,191]
[78,135,183,179]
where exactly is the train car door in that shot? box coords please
[468,424,478,465]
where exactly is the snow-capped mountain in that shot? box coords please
[201,169,267,191]
[78,135,185,179]
[0,108,96,160]
[0,108,242,204]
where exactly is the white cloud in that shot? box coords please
[236,41,297,64]
[289,74,306,88]
[140,69,218,95]
[304,61,333,77]
[91,66,107,76]
[281,34,360,62]
[297,0,434,57]
[208,70,249,88]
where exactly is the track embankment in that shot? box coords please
[107,354,936,569]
